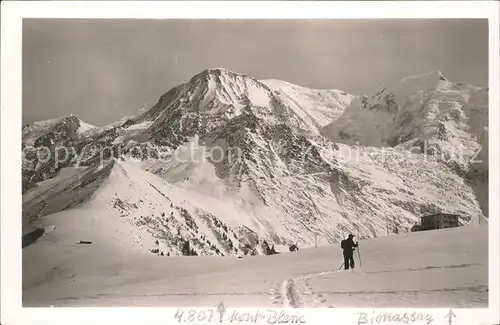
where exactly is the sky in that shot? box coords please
[23,19,488,126]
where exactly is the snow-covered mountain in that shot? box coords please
[22,68,488,257]
[322,70,489,217]
[22,115,102,192]
[322,71,487,147]
[22,115,98,146]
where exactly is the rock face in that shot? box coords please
[22,68,488,256]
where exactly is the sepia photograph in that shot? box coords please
[1,2,499,324]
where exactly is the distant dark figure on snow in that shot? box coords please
[341,234,358,270]
[289,243,299,252]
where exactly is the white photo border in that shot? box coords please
[1,1,499,325]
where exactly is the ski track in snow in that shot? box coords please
[272,270,343,308]
[270,262,485,308]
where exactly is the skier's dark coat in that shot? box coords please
[341,235,358,270]
[341,236,358,257]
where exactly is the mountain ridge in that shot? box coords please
[22,68,488,257]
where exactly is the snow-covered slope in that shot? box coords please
[23,223,488,307]
[22,68,488,258]
[22,162,114,233]
[24,158,290,257]
[261,79,355,129]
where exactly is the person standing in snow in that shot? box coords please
[341,234,358,270]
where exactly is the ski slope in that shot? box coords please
[23,222,488,308]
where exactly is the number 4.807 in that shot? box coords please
[173,309,216,322]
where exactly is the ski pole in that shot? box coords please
[357,244,363,268]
